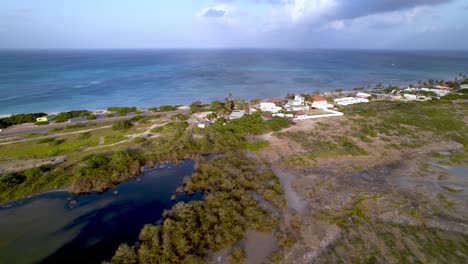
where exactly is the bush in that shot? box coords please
[228,247,245,264]
[112,120,133,130]
[105,113,115,118]
[149,105,178,112]
[0,112,47,128]
[189,101,203,113]
[107,107,137,113]
[78,132,91,139]
[133,137,146,143]
[71,151,141,193]
[107,107,136,116]
[54,110,90,123]
[171,114,188,121]
[87,114,97,120]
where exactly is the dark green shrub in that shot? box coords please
[54,110,90,123]
[112,120,133,130]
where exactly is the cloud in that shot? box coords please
[197,5,240,27]
[202,8,226,18]
[330,0,452,20]
[278,0,453,24]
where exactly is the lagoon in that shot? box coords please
[0,160,199,264]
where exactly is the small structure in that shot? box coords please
[198,122,212,128]
[333,97,369,106]
[293,108,344,121]
[228,110,246,120]
[435,85,450,90]
[461,84,468,89]
[311,96,333,109]
[420,88,450,97]
[36,117,48,122]
[259,102,282,113]
[356,92,372,98]
[285,95,309,111]
[403,94,417,100]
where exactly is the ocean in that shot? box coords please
[1,49,467,114]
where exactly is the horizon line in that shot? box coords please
[1,47,468,52]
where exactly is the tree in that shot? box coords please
[210,101,223,112]
[189,101,203,113]
[112,120,133,130]
[111,244,137,264]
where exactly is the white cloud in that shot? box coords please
[197,5,238,27]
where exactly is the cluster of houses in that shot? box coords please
[380,85,454,101]
[250,95,345,122]
[196,81,465,128]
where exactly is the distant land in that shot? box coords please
[1,49,468,114]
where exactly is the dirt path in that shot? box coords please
[271,166,307,214]
[0,126,111,146]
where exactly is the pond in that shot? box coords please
[0,160,200,264]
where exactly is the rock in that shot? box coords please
[170,194,177,201]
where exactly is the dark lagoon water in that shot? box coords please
[1,49,468,114]
[0,160,199,264]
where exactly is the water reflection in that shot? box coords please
[0,160,200,264]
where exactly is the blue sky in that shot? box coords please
[0,0,467,49]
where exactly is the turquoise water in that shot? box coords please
[1,49,468,114]
[0,160,200,264]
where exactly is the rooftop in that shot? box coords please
[311,96,327,101]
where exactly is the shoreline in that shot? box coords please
[0,106,191,118]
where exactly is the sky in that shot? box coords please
[0,0,467,49]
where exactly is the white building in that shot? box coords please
[403,94,417,100]
[333,97,369,105]
[259,102,282,113]
[285,96,309,111]
[420,88,450,97]
[461,84,468,89]
[229,110,246,120]
[197,122,212,128]
[356,92,372,98]
[311,96,333,109]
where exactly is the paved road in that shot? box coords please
[0,109,189,138]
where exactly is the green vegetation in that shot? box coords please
[87,114,97,120]
[71,151,140,193]
[319,221,468,264]
[53,110,91,123]
[244,141,269,151]
[0,112,47,128]
[149,105,178,112]
[0,165,66,203]
[228,247,246,264]
[133,137,146,144]
[150,122,188,134]
[440,93,468,100]
[171,113,188,121]
[189,101,203,113]
[105,113,115,118]
[107,107,137,116]
[111,153,284,263]
[112,120,134,130]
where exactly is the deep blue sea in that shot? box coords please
[1,49,468,114]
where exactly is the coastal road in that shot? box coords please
[0,109,189,138]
